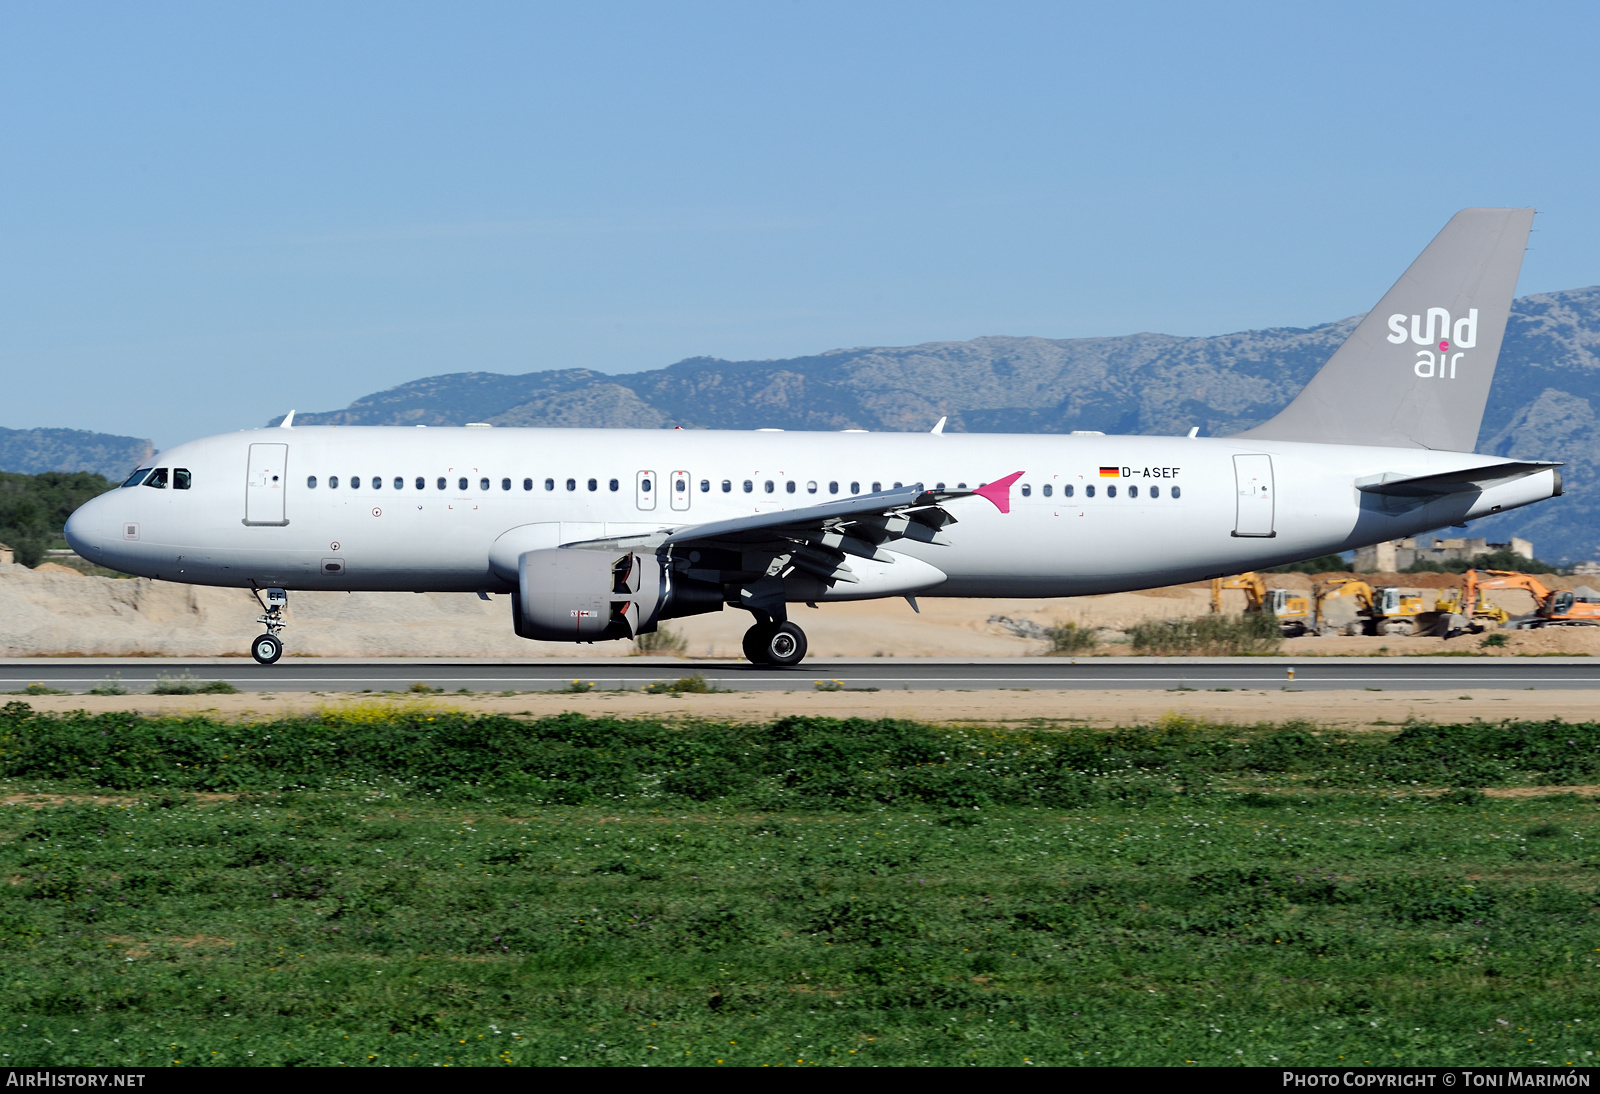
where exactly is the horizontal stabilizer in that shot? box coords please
[1355,461,1561,498]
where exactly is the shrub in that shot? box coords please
[150,672,236,695]
[644,674,714,695]
[1128,612,1282,656]
[88,674,126,696]
[634,626,688,654]
[1046,622,1097,654]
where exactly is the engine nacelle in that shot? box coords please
[512,548,722,643]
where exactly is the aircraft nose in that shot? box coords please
[64,492,115,563]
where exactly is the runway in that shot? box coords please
[2,657,1598,693]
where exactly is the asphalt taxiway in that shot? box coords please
[1,657,1596,694]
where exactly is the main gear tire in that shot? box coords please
[251,633,284,665]
[762,622,808,667]
[742,622,776,664]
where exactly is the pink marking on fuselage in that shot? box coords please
[973,471,1025,514]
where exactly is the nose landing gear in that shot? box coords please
[250,587,288,665]
[741,619,808,667]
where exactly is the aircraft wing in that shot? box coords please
[1356,461,1561,498]
[560,472,1023,608]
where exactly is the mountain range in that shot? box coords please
[273,286,1600,564]
[0,428,152,483]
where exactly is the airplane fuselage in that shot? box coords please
[65,425,1558,598]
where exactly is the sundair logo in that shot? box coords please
[1386,307,1477,380]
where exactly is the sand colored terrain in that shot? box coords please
[9,685,1598,731]
[5,562,1600,659]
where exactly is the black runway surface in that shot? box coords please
[1,657,1597,693]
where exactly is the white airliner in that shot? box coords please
[65,208,1559,667]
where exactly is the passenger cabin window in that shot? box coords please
[415,477,425,490]
[1020,484,1031,497]
[523,478,533,491]
[544,478,554,491]
[1084,484,1094,497]
[458,477,469,492]
[893,482,902,489]
[122,469,151,488]
[1171,486,1182,499]
[587,478,598,492]
[742,480,752,493]
[700,480,710,493]
[1150,485,1159,498]
[144,468,168,489]
[173,469,191,490]
[764,480,774,493]
[329,476,340,489]
[306,476,318,489]
[957,482,967,489]
[786,480,796,494]
[501,478,511,491]
[480,477,490,491]
[850,482,860,494]
[807,481,817,493]
[566,478,576,491]
[1064,484,1074,497]
[1128,485,1138,498]
[935,482,945,490]
[676,478,687,492]
[370,476,381,490]
[609,478,619,491]
[1042,484,1052,497]
[871,481,881,492]
[829,481,839,494]
[1107,485,1117,498]
[722,480,732,493]
[436,477,446,490]
[641,479,651,492]
[351,477,361,489]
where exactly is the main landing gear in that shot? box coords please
[250,587,288,665]
[741,618,808,667]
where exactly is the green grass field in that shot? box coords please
[0,699,1597,1066]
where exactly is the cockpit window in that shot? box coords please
[173,469,192,490]
[122,469,151,488]
[144,468,169,489]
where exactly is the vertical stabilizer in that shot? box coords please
[1234,208,1533,451]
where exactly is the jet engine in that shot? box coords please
[512,548,723,643]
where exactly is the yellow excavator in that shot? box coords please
[1313,578,1430,637]
[1209,572,1313,635]
[1433,573,1513,633]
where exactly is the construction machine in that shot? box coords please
[1313,578,1430,637]
[1433,578,1513,634]
[1209,572,1313,635]
[1461,569,1600,628]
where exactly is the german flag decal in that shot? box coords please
[1098,466,1120,478]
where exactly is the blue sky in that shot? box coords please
[3,1,1598,446]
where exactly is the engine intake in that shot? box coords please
[512,548,721,643]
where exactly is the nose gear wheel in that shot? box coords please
[249,586,289,664]
[252,633,283,665]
